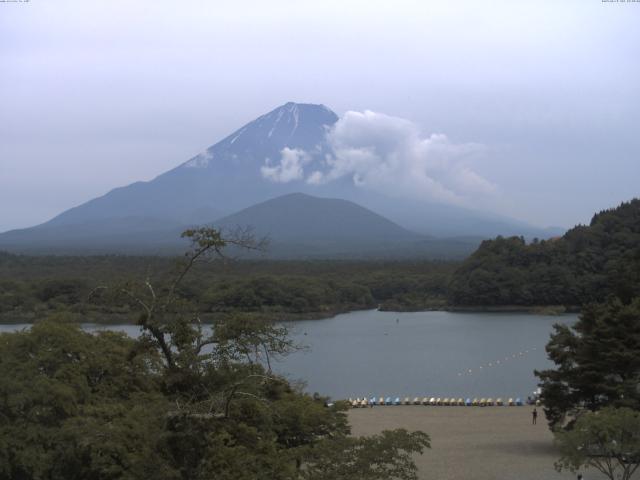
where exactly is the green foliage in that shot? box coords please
[449,199,640,306]
[0,254,456,323]
[35,278,88,304]
[536,297,640,428]
[554,407,640,480]
[0,320,174,480]
[301,429,430,480]
[0,228,431,479]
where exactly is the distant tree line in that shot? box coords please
[0,254,454,323]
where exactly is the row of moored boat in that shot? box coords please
[349,397,526,408]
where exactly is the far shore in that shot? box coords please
[0,304,579,325]
[441,304,579,314]
[348,406,604,480]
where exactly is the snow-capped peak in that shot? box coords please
[178,102,338,170]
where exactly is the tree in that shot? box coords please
[0,318,176,480]
[536,297,640,428]
[1,227,431,479]
[554,407,640,480]
[301,429,430,480]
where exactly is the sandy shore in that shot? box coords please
[348,406,607,480]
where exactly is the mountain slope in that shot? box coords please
[0,101,560,255]
[0,217,187,255]
[0,192,483,258]
[216,193,419,243]
[213,193,483,259]
[0,193,426,255]
[43,102,338,228]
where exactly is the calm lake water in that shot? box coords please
[0,310,576,401]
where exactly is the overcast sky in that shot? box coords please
[1,0,639,232]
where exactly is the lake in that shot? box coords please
[0,309,576,401]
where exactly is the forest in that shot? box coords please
[0,253,454,324]
[448,199,640,307]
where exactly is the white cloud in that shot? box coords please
[261,147,310,183]
[307,110,495,204]
[306,170,324,185]
[184,149,214,168]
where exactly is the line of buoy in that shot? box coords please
[456,346,539,377]
[347,396,526,408]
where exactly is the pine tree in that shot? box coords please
[536,297,640,428]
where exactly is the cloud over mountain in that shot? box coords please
[261,147,310,183]
[311,110,496,204]
[260,109,496,206]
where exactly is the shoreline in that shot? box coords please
[0,304,579,325]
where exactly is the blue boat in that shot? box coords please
[394,397,401,405]
[369,397,377,405]
[465,398,472,406]
[385,397,392,405]
[515,397,523,406]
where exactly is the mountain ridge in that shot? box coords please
[0,192,483,259]
[0,101,563,256]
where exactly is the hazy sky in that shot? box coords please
[1,0,639,232]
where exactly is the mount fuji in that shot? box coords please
[0,102,561,257]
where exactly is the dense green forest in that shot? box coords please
[0,253,455,323]
[448,199,640,307]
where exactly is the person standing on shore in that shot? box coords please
[532,407,538,425]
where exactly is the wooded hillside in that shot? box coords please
[448,199,640,306]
